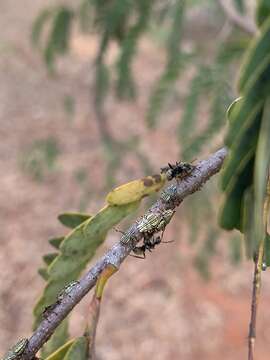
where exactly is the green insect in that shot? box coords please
[58,281,79,300]
[3,338,28,360]
[137,209,175,235]
[119,227,137,245]
[160,185,178,203]
[119,209,175,259]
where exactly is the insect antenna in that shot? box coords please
[113,227,125,235]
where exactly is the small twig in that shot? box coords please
[248,177,270,360]
[218,0,256,36]
[248,244,264,360]
[17,147,227,360]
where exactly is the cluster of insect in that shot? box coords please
[120,161,195,259]
[121,209,175,259]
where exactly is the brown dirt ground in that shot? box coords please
[1,1,270,359]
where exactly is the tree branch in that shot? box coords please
[218,0,256,36]
[19,147,227,360]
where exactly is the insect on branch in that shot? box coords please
[14,147,227,360]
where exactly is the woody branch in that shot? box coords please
[20,147,227,360]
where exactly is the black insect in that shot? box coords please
[131,233,173,259]
[161,161,195,181]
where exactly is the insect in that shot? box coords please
[119,227,137,245]
[3,338,28,360]
[160,185,178,203]
[42,302,60,319]
[137,209,175,235]
[58,281,79,301]
[161,161,195,181]
[131,234,173,259]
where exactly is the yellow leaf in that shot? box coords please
[106,174,167,205]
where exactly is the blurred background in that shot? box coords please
[1,0,270,359]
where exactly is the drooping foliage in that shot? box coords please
[220,2,270,262]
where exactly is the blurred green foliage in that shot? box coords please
[20,137,60,181]
[31,0,257,273]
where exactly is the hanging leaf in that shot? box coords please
[146,0,185,128]
[43,7,74,71]
[116,0,152,99]
[32,9,53,48]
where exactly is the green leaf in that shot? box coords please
[63,337,88,360]
[238,17,270,93]
[44,7,74,70]
[225,83,265,147]
[58,213,92,229]
[38,268,49,280]
[32,9,53,48]
[221,106,261,192]
[44,338,75,360]
[94,61,110,113]
[34,202,139,326]
[219,158,254,231]
[146,0,185,128]
[242,187,256,258]
[78,0,93,33]
[226,97,243,124]
[42,319,69,358]
[116,0,152,100]
[43,253,58,266]
[254,97,270,246]
[49,236,65,249]
[256,0,270,27]
[49,203,139,280]
[264,233,270,266]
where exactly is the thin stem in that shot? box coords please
[248,242,264,360]
[248,177,270,360]
[218,0,256,35]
